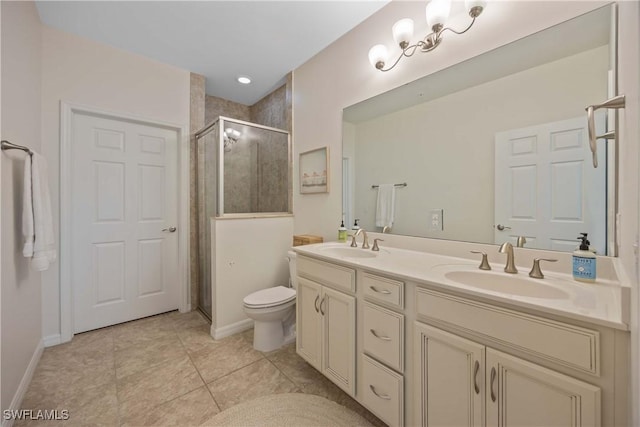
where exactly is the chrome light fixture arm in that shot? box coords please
[371,2,484,73]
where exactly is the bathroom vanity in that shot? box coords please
[293,242,630,427]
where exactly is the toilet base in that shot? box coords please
[253,319,286,352]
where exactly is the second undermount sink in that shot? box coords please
[441,270,570,300]
[318,246,377,259]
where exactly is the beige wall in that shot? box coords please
[618,2,640,425]
[293,1,638,423]
[40,25,191,341]
[350,46,608,242]
[1,1,43,412]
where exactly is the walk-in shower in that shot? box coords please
[195,116,291,320]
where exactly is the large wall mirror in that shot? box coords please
[343,5,617,255]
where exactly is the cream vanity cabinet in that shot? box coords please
[360,272,406,427]
[295,255,356,395]
[414,287,607,427]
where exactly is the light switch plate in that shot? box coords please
[429,209,443,231]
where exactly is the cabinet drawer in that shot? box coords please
[296,256,355,292]
[415,287,600,375]
[363,302,404,372]
[361,355,404,427]
[362,272,404,308]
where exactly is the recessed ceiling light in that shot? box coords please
[237,76,251,84]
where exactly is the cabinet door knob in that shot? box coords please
[370,329,392,341]
[490,367,497,402]
[314,295,320,313]
[369,286,391,295]
[474,360,480,394]
[369,385,391,400]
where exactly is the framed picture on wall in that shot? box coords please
[299,147,329,194]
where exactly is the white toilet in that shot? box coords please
[243,251,298,352]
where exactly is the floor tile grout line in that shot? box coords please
[201,352,267,387]
[180,326,223,414]
[263,353,304,392]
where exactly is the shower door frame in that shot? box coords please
[215,116,293,218]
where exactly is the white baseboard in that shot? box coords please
[211,319,253,340]
[42,334,62,347]
[2,339,44,427]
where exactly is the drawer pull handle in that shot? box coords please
[319,297,326,316]
[370,329,392,341]
[490,367,497,402]
[369,286,391,295]
[314,295,320,313]
[369,385,391,400]
[473,360,480,394]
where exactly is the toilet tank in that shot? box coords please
[287,251,298,289]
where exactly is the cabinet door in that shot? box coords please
[414,322,484,427]
[296,277,322,371]
[322,286,356,396]
[486,348,601,427]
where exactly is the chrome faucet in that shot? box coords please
[382,225,391,234]
[498,242,518,274]
[350,228,370,249]
[516,236,527,248]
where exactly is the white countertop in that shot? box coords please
[293,242,630,331]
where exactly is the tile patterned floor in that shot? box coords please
[17,311,386,426]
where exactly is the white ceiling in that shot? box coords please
[35,1,389,106]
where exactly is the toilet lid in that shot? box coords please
[243,286,296,308]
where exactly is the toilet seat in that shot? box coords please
[243,286,296,308]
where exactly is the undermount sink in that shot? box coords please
[318,246,377,259]
[441,270,570,300]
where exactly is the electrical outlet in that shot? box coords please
[429,209,443,231]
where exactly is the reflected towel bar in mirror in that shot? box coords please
[371,182,407,189]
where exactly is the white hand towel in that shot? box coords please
[375,184,396,228]
[22,155,34,257]
[25,153,56,271]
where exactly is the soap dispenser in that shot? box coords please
[338,220,348,243]
[352,219,360,231]
[573,233,596,282]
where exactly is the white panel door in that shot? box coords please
[72,113,179,333]
[495,116,606,253]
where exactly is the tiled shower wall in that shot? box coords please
[190,73,293,312]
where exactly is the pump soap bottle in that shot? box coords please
[352,219,360,231]
[338,220,348,243]
[573,233,596,282]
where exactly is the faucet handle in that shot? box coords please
[350,234,358,247]
[372,238,384,252]
[470,251,491,271]
[529,258,558,279]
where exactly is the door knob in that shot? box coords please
[162,227,177,233]
[496,224,511,231]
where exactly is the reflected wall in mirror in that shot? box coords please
[343,5,615,255]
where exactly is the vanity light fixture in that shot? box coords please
[368,0,487,72]
[223,128,241,151]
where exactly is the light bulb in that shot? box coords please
[392,18,414,49]
[232,130,241,139]
[368,44,388,70]
[465,0,486,17]
[225,128,233,137]
[426,0,451,31]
